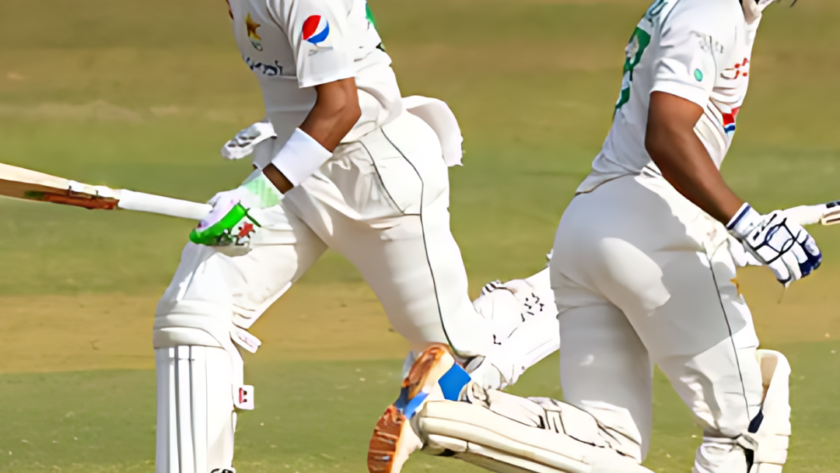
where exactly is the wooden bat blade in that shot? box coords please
[0,162,210,220]
[0,162,119,209]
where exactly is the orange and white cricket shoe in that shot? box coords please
[367,344,472,473]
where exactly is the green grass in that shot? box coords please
[1,0,840,471]
[1,0,839,294]
[3,341,840,472]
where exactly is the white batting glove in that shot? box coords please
[728,203,823,286]
[221,119,277,160]
[189,170,283,247]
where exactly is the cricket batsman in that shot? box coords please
[368,1,814,472]
[152,0,560,472]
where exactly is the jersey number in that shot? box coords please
[614,27,651,113]
[614,0,666,114]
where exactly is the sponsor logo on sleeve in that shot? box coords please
[302,15,330,46]
[722,107,741,136]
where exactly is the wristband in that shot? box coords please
[269,128,333,186]
[727,203,762,240]
[241,169,284,208]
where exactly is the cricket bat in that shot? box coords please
[0,162,211,220]
[784,200,840,227]
[821,201,840,226]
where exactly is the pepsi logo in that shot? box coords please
[302,15,330,45]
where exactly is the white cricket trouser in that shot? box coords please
[156,111,492,356]
[153,110,520,473]
[152,110,560,473]
[551,173,764,473]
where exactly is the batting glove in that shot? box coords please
[189,170,283,247]
[728,203,822,286]
[221,119,277,160]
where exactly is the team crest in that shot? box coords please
[302,15,331,46]
[245,13,263,51]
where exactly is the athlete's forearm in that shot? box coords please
[300,77,362,151]
[646,92,743,224]
[264,78,362,193]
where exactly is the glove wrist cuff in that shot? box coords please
[241,169,284,208]
[728,203,763,240]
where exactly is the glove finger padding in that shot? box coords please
[798,235,822,276]
[222,119,277,160]
[730,205,822,286]
[780,244,806,283]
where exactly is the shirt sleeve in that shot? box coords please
[650,9,729,107]
[274,0,356,88]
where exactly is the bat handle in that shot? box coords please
[117,190,211,220]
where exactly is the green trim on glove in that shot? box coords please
[189,203,260,246]
[242,171,283,208]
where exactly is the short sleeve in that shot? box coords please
[275,0,356,88]
[651,12,726,107]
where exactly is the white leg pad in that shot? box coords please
[414,385,652,473]
[738,350,792,473]
[156,346,237,473]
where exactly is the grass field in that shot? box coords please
[1,0,840,471]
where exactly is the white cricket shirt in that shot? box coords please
[227,0,403,144]
[578,0,760,193]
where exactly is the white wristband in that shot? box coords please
[727,203,763,240]
[269,128,333,187]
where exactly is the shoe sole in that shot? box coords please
[367,344,455,473]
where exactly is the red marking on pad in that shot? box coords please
[238,222,254,238]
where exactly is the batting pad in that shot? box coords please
[416,400,653,473]
[155,346,237,473]
[740,350,792,473]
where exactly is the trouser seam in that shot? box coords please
[705,249,751,433]
[380,126,459,355]
[360,135,408,216]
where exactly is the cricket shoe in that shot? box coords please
[367,344,471,473]
[470,267,559,389]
